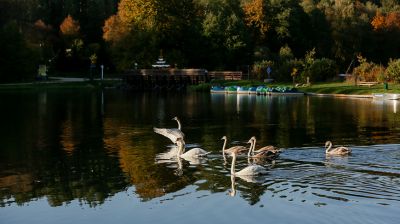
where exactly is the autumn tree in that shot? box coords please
[243,0,269,38]
[104,0,205,70]
[60,15,80,37]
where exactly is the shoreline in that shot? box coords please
[304,92,373,98]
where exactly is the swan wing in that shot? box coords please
[236,165,267,176]
[180,148,210,158]
[153,127,184,143]
[333,147,351,155]
[253,150,280,159]
[225,146,248,155]
[254,145,279,153]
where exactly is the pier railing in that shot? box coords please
[208,71,242,80]
[122,69,243,90]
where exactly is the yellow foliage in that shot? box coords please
[103,15,128,42]
[103,0,158,43]
[243,0,269,36]
[118,0,156,29]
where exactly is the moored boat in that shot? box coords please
[225,86,239,94]
[210,86,225,93]
[373,93,400,100]
[237,86,250,94]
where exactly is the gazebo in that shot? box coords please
[152,51,170,69]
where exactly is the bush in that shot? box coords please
[386,59,400,83]
[302,58,337,82]
[352,55,383,82]
[275,59,303,82]
[252,60,274,80]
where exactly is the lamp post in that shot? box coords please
[101,64,104,80]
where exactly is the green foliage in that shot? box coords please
[279,45,294,61]
[302,58,337,82]
[275,58,304,82]
[4,0,400,81]
[386,58,400,83]
[0,21,39,83]
[252,60,274,80]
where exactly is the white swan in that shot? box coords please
[220,136,248,161]
[153,116,185,144]
[325,141,351,156]
[248,136,280,159]
[176,138,210,159]
[229,146,267,176]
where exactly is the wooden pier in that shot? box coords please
[122,69,243,90]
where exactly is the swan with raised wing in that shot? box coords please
[221,136,248,162]
[325,141,351,156]
[229,146,267,176]
[153,116,185,144]
[176,138,210,159]
[248,136,280,159]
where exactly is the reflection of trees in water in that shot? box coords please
[210,94,400,147]
[103,117,197,201]
[0,91,128,207]
[2,92,400,208]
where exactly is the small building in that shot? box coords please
[152,54,170,69]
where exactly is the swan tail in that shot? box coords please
[200,151,211,157]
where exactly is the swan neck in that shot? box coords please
[231,153,236,175]
[252,139,256,156]
[247,140,253,157]
[325,142,332,153]
[176,119,182,130]
[222,138,227,158]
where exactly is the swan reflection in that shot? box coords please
[228,175,236,197]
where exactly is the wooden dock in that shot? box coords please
[122,69,243,90]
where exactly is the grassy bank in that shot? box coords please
[298,82,400,95]
[190,80,400,95]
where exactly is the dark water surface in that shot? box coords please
[1,90,400,223]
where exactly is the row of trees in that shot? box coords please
[2,0,400,83]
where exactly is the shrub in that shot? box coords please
[252,60,274,80]
[275,59,303,82]
[352,55,383,82]
[302,58,337,82]
[386,59,400,83]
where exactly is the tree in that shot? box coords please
[199,0,251,69]
[60,15,80,37]
[0,21,38,82]
[243,0,269,38]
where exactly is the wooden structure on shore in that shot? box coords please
[208,71,242,80]
[122,69,208,90]
[122,69,243,91]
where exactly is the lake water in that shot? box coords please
[1,90,400,224]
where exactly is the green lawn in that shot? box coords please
[297,82,400,95]
[192,80,400,95]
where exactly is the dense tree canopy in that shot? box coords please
[2,0,400,82]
